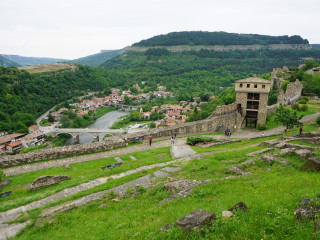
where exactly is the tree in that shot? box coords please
[124,95,131,105]
[274,104,302,132]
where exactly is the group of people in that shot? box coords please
[225,128,232,137]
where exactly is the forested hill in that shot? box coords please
[99,31,320,99]
[0,65,129,133]
[133,31,309,47]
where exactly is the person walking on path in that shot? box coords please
[299,127,303,135]
[171,136,175,145]
[149,136,153,146]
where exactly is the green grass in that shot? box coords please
[14,144,320,240]
[190,135,280,154]
[0,147,172,212]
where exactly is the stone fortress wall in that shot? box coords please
[0,109,242,168]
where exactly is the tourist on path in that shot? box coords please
[149,136,153,146]
[299,127,303,135]
[171,136,175,144]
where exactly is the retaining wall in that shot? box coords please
[0,111,241,168]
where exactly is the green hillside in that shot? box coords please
[1,54,67,67]
[71,49,124,66]
[0,55,21,67]
[133,31,309,47]
[101,48,320,98]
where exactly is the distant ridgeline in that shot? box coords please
[132,31,309,47]
[101,31,320,99]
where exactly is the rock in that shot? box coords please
[280,148,295,156]
[0,178,11,190]
[160,223,174,231]
[114,157,122,163]
[221,211,233,218]
[228,201,248,212]
[246,148,274,157]
[300,198,312,204]
[129,156,137,160]
[64,164,70,169]
[176,209,216,230]
[294,149,314,159]
[157,154,166,159]
[98,204,109,208]
[275,142,288,149]
[111,198,120,202]
[295,205,320,220]
[301,158,320,171]
[29,175,71,191]
[260,154,276,164]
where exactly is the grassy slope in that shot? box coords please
[4,113,320,239]
[14,145,320,240]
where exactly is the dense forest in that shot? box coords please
[101,48,320,99]
[133,31,309,47]
[0,65,130,133]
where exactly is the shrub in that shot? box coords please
[257,124,267,130]
[299,104,308,111]
[298,97,308,104]
[186,136,215,146]
[316,116,320,125]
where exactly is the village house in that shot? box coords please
[24,132,45,145]
[141,112,151,119]
[7,133,26,143]
[0,137,11,152]
[28,125,40,133]
[6,141,23,152]
[157,86,166,91]
[0,131,8,137]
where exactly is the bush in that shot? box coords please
[316,116,320,125]
[186,136,215,146]
[291,104,308,112]
[298,97,309,104]
[257,124,267,130]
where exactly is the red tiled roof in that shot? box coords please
[29,125,39,130]
[8,141,22,147]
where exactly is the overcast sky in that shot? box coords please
[1,0,319,60]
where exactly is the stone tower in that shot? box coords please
[235,77,271,128]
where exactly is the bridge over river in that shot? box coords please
[45,127,143,144]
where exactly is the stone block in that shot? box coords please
[176,209,216,230]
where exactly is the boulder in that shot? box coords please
[176,209,216,230]
[295,205,320,220]
[98,204,109,209]
[228,201,248,212]
[294,149,314,159]
[29,175,70,191]
[260,154,276,164]
[301,158,320,171]
[221,211,233,218]
[129,156,137,160]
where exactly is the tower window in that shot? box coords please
[262,84,265,89]
[254,84,257,88]
[240,83,243,88]
[247,84,250,88]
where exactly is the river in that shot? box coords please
[65,110,127,145]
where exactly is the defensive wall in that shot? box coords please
[0,108,242,168]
